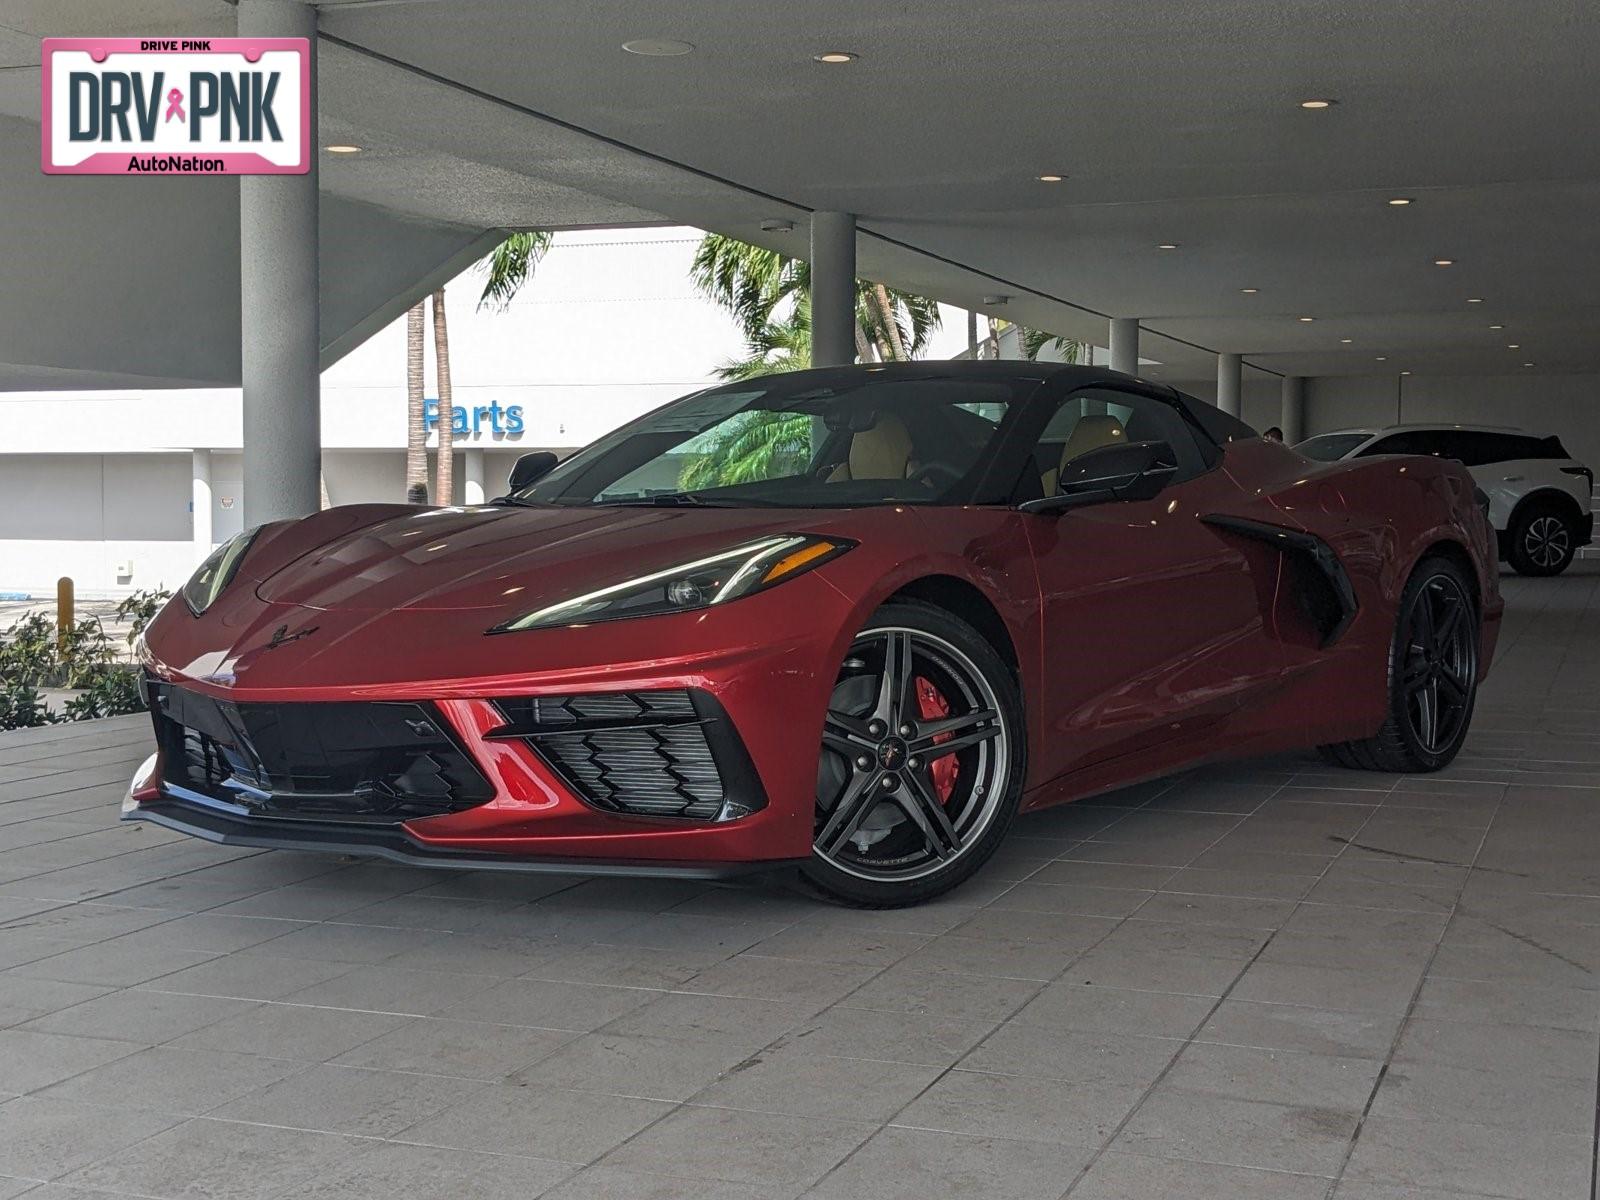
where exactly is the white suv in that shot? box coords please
[1295,425,1595,576]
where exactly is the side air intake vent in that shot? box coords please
[489,689,766,822]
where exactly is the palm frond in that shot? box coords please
[477,230,553,311]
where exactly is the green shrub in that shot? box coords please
[0,681,53,729]
[115,588,173,644]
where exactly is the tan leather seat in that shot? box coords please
[1041,414,1126,493]
[829,413,916,481]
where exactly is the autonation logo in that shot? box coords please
[42,38,309,175]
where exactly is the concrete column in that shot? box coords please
[810,211,856,367]
[1109,317,1139,376]
[1216,353,1243,417]
[191,449,213,564]
[239,0,319,526]
[463,448,487,505]
[1281,375,1306,443]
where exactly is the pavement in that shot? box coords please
[0,564,1597,1199]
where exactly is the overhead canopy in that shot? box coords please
[2,0,1596,387]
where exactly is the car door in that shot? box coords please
[1023,385,1285,782]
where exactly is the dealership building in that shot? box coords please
[0,228,766,597]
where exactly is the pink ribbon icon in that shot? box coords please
[164,88,185,123]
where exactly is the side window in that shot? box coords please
[1360,432,1436,457]
[1032,387,1209,494]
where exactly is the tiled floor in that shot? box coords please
[2,564,1598,1200]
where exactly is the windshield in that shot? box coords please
[1294,432,1372,462]
[511,375,1036,508]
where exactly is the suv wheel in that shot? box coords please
[1507,501,1577,576]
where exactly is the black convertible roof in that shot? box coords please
[733,361,1259,444]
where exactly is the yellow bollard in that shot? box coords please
[56,577,74,656]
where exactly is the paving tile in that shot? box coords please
[508,1030,756,1101]
[692,1045,942,1121]
[132,952,358,1000]
[543,1165,782,1199]
[894,931,1092,980]
[1013,981,1216,1038]
[0,1095,186,1180]
[0,1027,145,1094]
[330,1016,576,1080]
[837,963,1041,1024]
[600,1105,875,1190]
[279,964,503,1016]
[1162,1041,1382,1110]
[1392,1014,1598,1079]
[168,999,410,1061]
[448,976,659,1031]
[678,953,878,1008]
[770,1004,996,1067]
[397,1081,671,1162]
[805,1126,1095,1200]
[957,1022,1180,1086]
[19,986,259,1044]
[1114,1087,1358,1176]
[895,1067,1143,1147]
[211,1062,484,1136]
[59,1117,370,1200]
[1230,961,1424,1015]
[1368,1058,1593,1134]
[1195,999,1401,1059]
[37,1044,307,1114]
[1340,1113,1591,1199]
[271,1141,574,1200]
[1071,1150,1331,1199]
[1410,974,1600,1031]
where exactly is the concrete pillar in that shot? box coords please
[191,449,213,564]
[1216,353,1243,417]
[1281,375,1306,443]
[239,0,319,526]
[810,212,856,367]
[1109,317,1139,376]
[464,448,487,505]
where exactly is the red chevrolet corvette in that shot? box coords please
[126,364,1502,905]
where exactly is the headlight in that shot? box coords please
[182,528,259,615]
[492,534,854,633]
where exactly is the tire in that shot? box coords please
[801,601,1025,907]
[1506,500,1577,576]
[1317,555,1480,773]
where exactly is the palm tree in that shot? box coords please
[678,410,813,491]
[431,288,454,505]
[404,301,428,503]
[478,230,554,311]
[690,234,941,370]
[1020,327,1085,363]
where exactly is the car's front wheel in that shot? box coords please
[802,601,1024,907]
[1507,500,1578,576]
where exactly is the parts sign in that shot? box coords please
[42,38,310,175]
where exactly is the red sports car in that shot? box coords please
[126,364,1502,905]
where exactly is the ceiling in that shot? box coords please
[1,0,1596,386]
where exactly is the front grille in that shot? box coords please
[489,689,765,822]
[148,680,494,823]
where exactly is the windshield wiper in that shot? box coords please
[593,493,733,507]
[490,495,552,508]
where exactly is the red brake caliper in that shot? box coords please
[914,675,959,804]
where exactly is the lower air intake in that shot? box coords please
[490,689,765,822]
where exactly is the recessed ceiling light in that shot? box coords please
[1488,324,1504,330]
[324,144,362,154]
[1298,316,1315,322]
[983,294,1010,306]
[1299,98,1337,109]
[1466,297,1484,303]
[1400,370,1412,376]
[1507,343,1520,349]
[1523,361,1535,367]
[1433,258,1455,267]
[1037,173,1066,182]
[1157,243,1179,250]
[622,38,695,56]
[1240,287,1259,294]
[1387,197,1413,206]
[1376,356,1388,361]
[759,218,795,233]
[814,51,858,63]
[1340,338,1353,344]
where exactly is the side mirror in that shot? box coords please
[1021,440,1179,514]
[508,451,558,491]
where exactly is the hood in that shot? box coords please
[249,502,837,614]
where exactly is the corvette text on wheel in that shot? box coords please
[126,363,1503,905]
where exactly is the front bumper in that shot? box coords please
[123,773,802,879]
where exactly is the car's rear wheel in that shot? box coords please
[1318,555,1480,773]
[802,602,1024,907]
[1507,500,1577,576]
